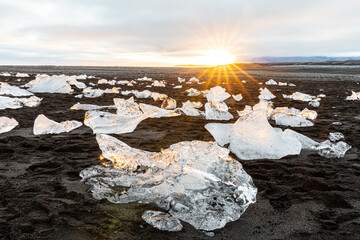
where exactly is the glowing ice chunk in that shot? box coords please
[204,123,232,146]
[283,92,316,102]
[80,135,257,231]
[186,88,201,96]
[161,97,177,109]
[140,103,180,118]
[152,80,166,87]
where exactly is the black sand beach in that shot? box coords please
[0,64,359,240]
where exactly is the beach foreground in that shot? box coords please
[0,64,359,240]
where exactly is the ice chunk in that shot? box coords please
[258,88,275,100]
[142,211,183,232]
[205,86,231,102]
[173,85,182,89]
[204,123,232,146]
[186,88,201,96]
[27,74,73,94]
[0,72,11,77]
[232,94,243,101]
[346,91,360,100]
[114,97,143,116]
[0,117,19,134]
[273,113,314,127]
[33,114,82,135]
[329,132,344,142]
[140,103,180,118]
[288,83,296,87]
[229,102,302,160]
[80,135,257,231]
[137,76,152,81]
[161,97,177,109]
[84,110,154,134]
[182,100,202,109]
[178,77,185,83]
[15,73,29,78]
[117,80,130,85]
[278,82,287,86]
[133,90,152,98]
[0,82,33,96]
[283,92,316,102]
[75,74,87,80]
[65,76,87,89]
[21,96,42,107]
[0,96,41,109]
[70,103,114,111]
[283,129,319,149]
[265,79,277,85]
[97,79,108,84]
[316,140,351,158]
[121,90,132,96]
[82,87,104,98]
[152,80,166,87]
[317,94,326,98]
[332,122,342,126]
[152,92,168,101]
[242,80,246,83]
[205,101,233,120]
[308,100,320,107]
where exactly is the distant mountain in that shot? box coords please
[249,56,360,63]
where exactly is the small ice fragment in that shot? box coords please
[317,140,351,158]
[84,110,153,134]
[142,211,183,232]
[152,80,166,87]
[15,73,29,78]
[140,104,180,118]
[137,76,152,81]
[0,82,33,96]
[33,114,82,135]
[232,93,243,101]
[288,83,296,87]
[75,75,87,80]
[173,85,182,89]
[71,103,114,111]
[346,91,360,100]
[152,92,168,101]
[97,79,108,84]
[161,97,177,109]
[205,101,233,120]
[242,80,247,83]
[186,88,201,96]
[283,92,316,102]
[332,122,342,126]
[329,132,344,142]
[259,88,276,100]
[0,117,19,134]
[82,87,104,98]
[237,105,252,117]
[133,90,152,98]
[182,100,202,109]
[317,94,326,98]
[265,79,277,85]
[117,80,130,85]
[308,100,320,107]
[0,72,11,77]
[278,82,287,86]
[205,86,231,102]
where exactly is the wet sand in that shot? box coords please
[0,64,359,239]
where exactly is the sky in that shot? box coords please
[0,0,359,66]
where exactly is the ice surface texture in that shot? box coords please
[205,101,233,120]
[80,134,257,231]
[142,211,183,232]
[258,88,276,100]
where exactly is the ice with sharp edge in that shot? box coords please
[142,210,183,232]
[205,101,233,120]
[26,74,74,94]
[0,82,33,96]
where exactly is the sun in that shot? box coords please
[186,49,236,66]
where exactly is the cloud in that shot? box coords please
[0,0,359,65]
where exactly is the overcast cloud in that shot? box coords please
[0,0,359,65]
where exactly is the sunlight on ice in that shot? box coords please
[0,117,19,134]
